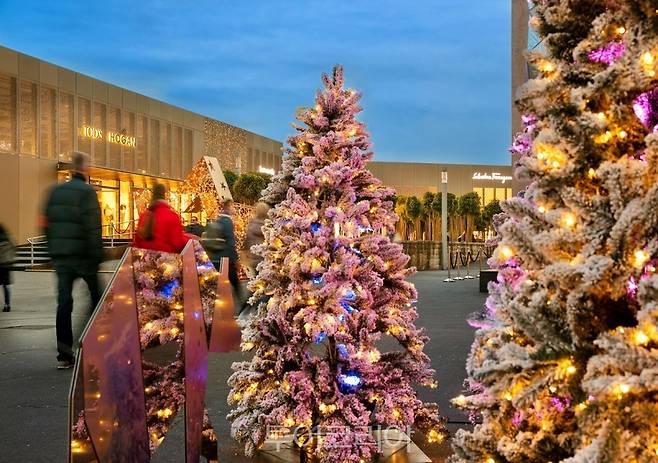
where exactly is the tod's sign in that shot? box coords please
[472,172,513,184]
[80,125,136,148]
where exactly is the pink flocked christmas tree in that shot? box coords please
[227,66,446,462]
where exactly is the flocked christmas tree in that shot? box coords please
[452,1,658,462]
[228,66,446,463]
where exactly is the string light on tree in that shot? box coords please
[227,66,445,463]
[560,212,577,229]
[633,249,650,269]
[452,5,658,460]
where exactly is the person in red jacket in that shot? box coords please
[133,184,192,253]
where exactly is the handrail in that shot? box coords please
[27,235,47,266]
[27,235,47,245]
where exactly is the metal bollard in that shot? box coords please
[465,244,474,279]
[444,243,454,282]
[478,245,483,277]
[454,245,464,281]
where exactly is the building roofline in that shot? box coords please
[0,44,282,145]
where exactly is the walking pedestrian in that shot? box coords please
[204,200,242,300]
[133,184,193,253]
[241,202,269,279]
[185,216,205,238]
[238,202,269,323]
[44,152,103,369]
[0,224,15,312]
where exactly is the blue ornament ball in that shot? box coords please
[340,301,356,314]
[343,289,356,301]
[337,370,363,393]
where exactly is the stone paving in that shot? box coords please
[0,269,485,462]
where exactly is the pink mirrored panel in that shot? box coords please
[209,257,241,353]
[69,350,98,462]
[182,243,209,463]
[81,253,149,462]
[131,247,185,455]
[191,241,219,329]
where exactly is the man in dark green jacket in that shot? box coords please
[44,152,103,369]
[205,200,243,308]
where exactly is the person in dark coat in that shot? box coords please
[0,223,14,312]
[241,202,269,279]
[184,216,205,238]
[44,152,103,369]
[205,200,241,296]
[237,202,269,322]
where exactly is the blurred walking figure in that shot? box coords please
[44,152,103,369]
[133,183,192,253]
[0,224,15,312]
[238,202,269,323]
[185,216,205,238]
[241,202,269,279]
[204,200,241,297]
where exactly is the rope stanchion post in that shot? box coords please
[454,244,464,281]
[464,244,474,279]
[443,242,454,282]
[479,244,483,276]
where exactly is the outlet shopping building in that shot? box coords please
[368,162,514,206]
[0,45,513,244]
[0,45,283,242]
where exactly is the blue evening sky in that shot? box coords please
[0,0,511,165]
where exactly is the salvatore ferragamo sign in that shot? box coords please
[472,172,513,184]
[79,125,136,148]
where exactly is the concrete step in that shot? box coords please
[11,237,133,271]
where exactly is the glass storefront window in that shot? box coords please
[40,86,57,159]
[0,73,17,153]
[93,102,107,166]
[108,106,121,169]
[149,119,160,175]
[59,92,74,160]
[77,97,91,156]
[123,112,135,171]
[507,188,513,199]
[20,81,37,155]
[135,115,147,173]
[495,188,507,202]
[483,188,494,207]
[172,126,182,179]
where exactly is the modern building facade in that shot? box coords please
[0,45,282,242]
[0,45,514,244]
[369,161,514,206]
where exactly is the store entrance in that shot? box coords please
[56,165,187,239]
[90,178,133,239]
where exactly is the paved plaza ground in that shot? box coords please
[0,268,486,462]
